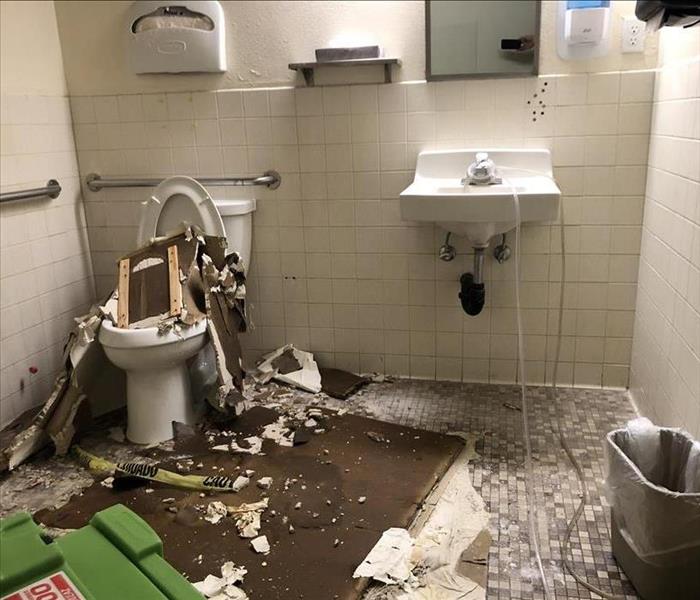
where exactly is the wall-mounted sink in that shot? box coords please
[400,149,560,247]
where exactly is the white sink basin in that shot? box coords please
[400,149,560,246]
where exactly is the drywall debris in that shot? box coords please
[194,574,225,597]
[255,345,322,393]
[100,477,114,489]
[229,498,268,538]
[230,436,263,455]
[251,535,270,554]
[194,561,248,599]
[270,348,302,374]
[353,528,416,586]
[232,476,250,492]
[1,300,125,471]
[261,418,294,447]
[205,501,229,524]
[358,496,367,504]
[256,476,273,490]
[221,562,247,585]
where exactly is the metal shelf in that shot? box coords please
[288,58,401,86]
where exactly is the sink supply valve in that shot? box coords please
[493,234,511,263]
[439,232,456,261]
[462,152,502,186]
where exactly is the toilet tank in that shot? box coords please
[213,198,256,269]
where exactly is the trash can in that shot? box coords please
[605,418,700,600]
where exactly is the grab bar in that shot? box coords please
[0,180,61,204]
[86,171,281,192]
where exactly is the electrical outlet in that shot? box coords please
[622,16,645,53]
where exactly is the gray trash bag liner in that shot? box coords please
[605,417,700,566]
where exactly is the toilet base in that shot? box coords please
[126,364,196,445]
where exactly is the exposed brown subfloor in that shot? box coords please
[36,406,463,599]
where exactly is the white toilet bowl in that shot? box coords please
[99,319,208,444]
[99,176,256,445]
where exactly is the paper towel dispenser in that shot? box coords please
[127,1,226,74]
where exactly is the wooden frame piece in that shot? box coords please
[117,258,130,328]
[167,245,183,317]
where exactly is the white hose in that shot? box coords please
[551,203,624,600]
[506,177,552,599]
[502,166,623,600]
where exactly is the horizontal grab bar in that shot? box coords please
[85,171,281,192]
[0,180,61,204]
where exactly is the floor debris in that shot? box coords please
[250,535,270,554]
[13,385,465,600]
[229,498,268,538]
[229,436,263,455]
[353,528,417,587]
[256,476,272,490]
[205,501,229,524]
[254,345,322,393]
[359,436,491,599]
[194,561,248,599]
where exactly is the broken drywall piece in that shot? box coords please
[98,291,119,324]
[232,476,250,492]
[255,345,322,393]
[251,535,270,554]
[220,562,247,585]
[353,528,417,587]
[230,436,263,455]
[256,476,273,490]
[228,498,268,539]
[270,348,301,374]
[235,509,261,538]
[205,501,229,524]
[194,561,248,599]
[194,574,225,597]
[261,418,294,447]
[406,451,490,600]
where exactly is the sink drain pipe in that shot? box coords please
[459,247,486,316]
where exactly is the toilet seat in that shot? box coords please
[137,176,225,246]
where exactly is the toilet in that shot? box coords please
[99,176,255,444]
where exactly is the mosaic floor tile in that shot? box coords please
[351,380,640,600]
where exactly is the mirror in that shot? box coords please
[426,0,539,79]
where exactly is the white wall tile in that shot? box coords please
[68,66,660,390]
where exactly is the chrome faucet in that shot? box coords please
[462,152,502,186]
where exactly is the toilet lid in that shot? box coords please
[137,176,225,246]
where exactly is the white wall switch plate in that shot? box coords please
[622,16,645,53]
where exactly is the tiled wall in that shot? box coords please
[72,70,654,387]
[0,94,94,427]
[630,28,700,437]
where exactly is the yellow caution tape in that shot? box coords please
[73,446,244,493]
